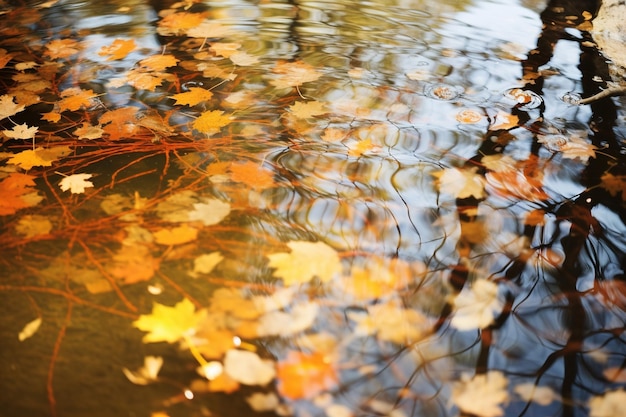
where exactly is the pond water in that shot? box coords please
[1,0,625,416]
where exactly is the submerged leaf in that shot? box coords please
[223,349,276,386]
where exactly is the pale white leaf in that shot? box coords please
[246,392,279,412]
[223,349,275,386]
[187,198,231,226]
[59,173,94,194]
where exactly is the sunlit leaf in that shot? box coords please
[139,54,179,71]
[125,68,174,91]
[267,240,342,285]
[489,110,519,130]
[256,302,319,337]
[432,167,486,199]
[18,317,42,341]
[58,87,98,112]
[0,48,14,70]
[2,123,37,140]
[450,279,504,330]
[169,87,213,106]
[59,173,94,194]
[229,51,259,66]
[289,100,327,119]
[210,42,241,58]
[0,94,25,120]
[191,251,224,276]
[223,349,276,386]
[229,161,275,190]
[74,122,104,140]
[452,371,509,417]
[351,301,430,344]
[270,60,322,89]
[98,38,136,60]
[8,145,71,170]
[153,224,199,245]
[276,350,338,400]
[187,198,231,226]
[157,12,207,36]
[133,298,202,343]
[122,356,163,385]
[185,20,230,39]
[192,110,231,135]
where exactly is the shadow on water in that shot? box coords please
[0,0,625,416]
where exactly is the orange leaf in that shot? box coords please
[277,351,338,400]
[7,145,71,170]
[229,161,275,190]
[170,87,213,106]
[139,54,179,71]
[157,12,207,36]
[58,88,98,112]
[192,110,231,135]
[98,38,136,60]
[0,173,43,215]
[109,245,160,284]
[153,224,198,245]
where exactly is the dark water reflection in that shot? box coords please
[1,0,625,416]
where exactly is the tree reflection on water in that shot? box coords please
[0,0,624,417]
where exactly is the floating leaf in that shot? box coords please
[139,54,179,71]
[187,198,231,226]
[153,224,199,245]
[450,279,504,330]
[44,38,81,59]
[229,161,275,190]
[59,173,94,194]
[8,146,71,170]
[514,383,559,406]
[191,252,224,276]
[169,87,213,106]
[58,88,98,112]
[133,298,202,343]
[192,110,231,135]
[0,94,25,120]
[452,371,509,417]
[289,100,327,119]
[18,317,42,341]
[229,51,259,66]
[267,241,342,285]
[588,389,626,417]
[432,167,486,199]
[276,350,338,400]
[489,110,519,130]
[122,356,163,385]
[270,60,321,89]
[223,349,276,386]
[2,123,38,139]
[98,38,136,60]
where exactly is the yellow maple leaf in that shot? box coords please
[7,145,71,170]
[153,224,198,245]
[289,101,327,119]
[170,87,213,106]
[192,110,231,135]
[74,122,104,140]
[209,42,241,58]
[133,298,203,343]
[98,38,136,60]
[15,214,53,238]
[267,241,342,285]
[157,12,207,36]
[139,54,179,71]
